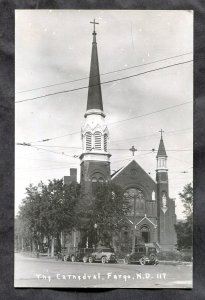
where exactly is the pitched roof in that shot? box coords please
[157,137,167,157]
[86,31,103,112]
[111,167,123,178]
[111,158,156,184]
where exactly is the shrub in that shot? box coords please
[158,250,181,261]
[158,249,192,262]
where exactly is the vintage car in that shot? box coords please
[84,247,117,264]
[67,247,94,262]
[124,244,158,265]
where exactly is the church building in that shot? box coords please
[66,21,177,251]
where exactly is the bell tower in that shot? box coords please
[79,20,111,196]
[156,130,176,250]
[156,129,168,197]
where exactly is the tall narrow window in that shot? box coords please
[92,177,98,195]
[85,132,92,151]
[94,131,101,150]
[158,158,166,168]
[104,134,108,151]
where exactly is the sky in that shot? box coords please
[15,10,193,219]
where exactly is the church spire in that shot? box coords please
[85,19,104,117]
[156,130,168,171]
[80,20,111,194]
[156,129,167,158]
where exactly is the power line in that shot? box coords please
[17,144,80,158]
[30,132,80,143]
[25,145,82,150]
[111,152,153,164]
[109,148,192,152]
[16,52,192,94]
[27,101,192,144]
[16,144,192,169]
[15,59,193,104]
[16,157,71,164]
[111,128,191,143]
[16,143,192,152]
[16,164,78,171]
[108,101,192,126]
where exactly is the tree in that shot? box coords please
[76,183,130,248]
[179,182,193,225]
[17,179,80,254]
[42,179,80,252]
[175,182,193,250]
[17,183,44,252]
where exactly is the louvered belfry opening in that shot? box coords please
[94,131,102,150]
[104,133,108,152]
[85,132,92,151]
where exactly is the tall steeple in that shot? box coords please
[80,20,111,194]
[86,19,104,116]
[156,131,176,249]
[157,129,167,158]
[156,129,167,170]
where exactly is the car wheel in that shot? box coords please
[71,255,75,262]
[83,256,87,263]
[63,255,67,262]
[149,254,156,262]
[139,257,146,265]
[88,256,93,263]
[101,256,107,264]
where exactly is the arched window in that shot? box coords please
[92,177,97,183]
[124,188,145,215]
[91,174,104,195]
[94,131,102,150]
[104,134,108,151]
[85,132,92,151]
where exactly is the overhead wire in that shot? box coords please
[28,145,79,158]
[15,59,193,104]
[111,128,191,143]
[24,101,192,144]
[16,51,192,94]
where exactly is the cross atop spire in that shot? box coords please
[90,18,99,34]
[129,146,137,156]
[159,129,164,139]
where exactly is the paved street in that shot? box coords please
[14,253,192,288]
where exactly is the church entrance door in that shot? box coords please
[140,225,150,243]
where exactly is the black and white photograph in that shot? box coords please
[15,10,193,288]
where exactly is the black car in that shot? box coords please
[124,244,158,265]
[68,247,94,262]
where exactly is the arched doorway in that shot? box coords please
[140,225,150,243]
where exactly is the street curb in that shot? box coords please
[158,260,192,266]
[117,258,192,266]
